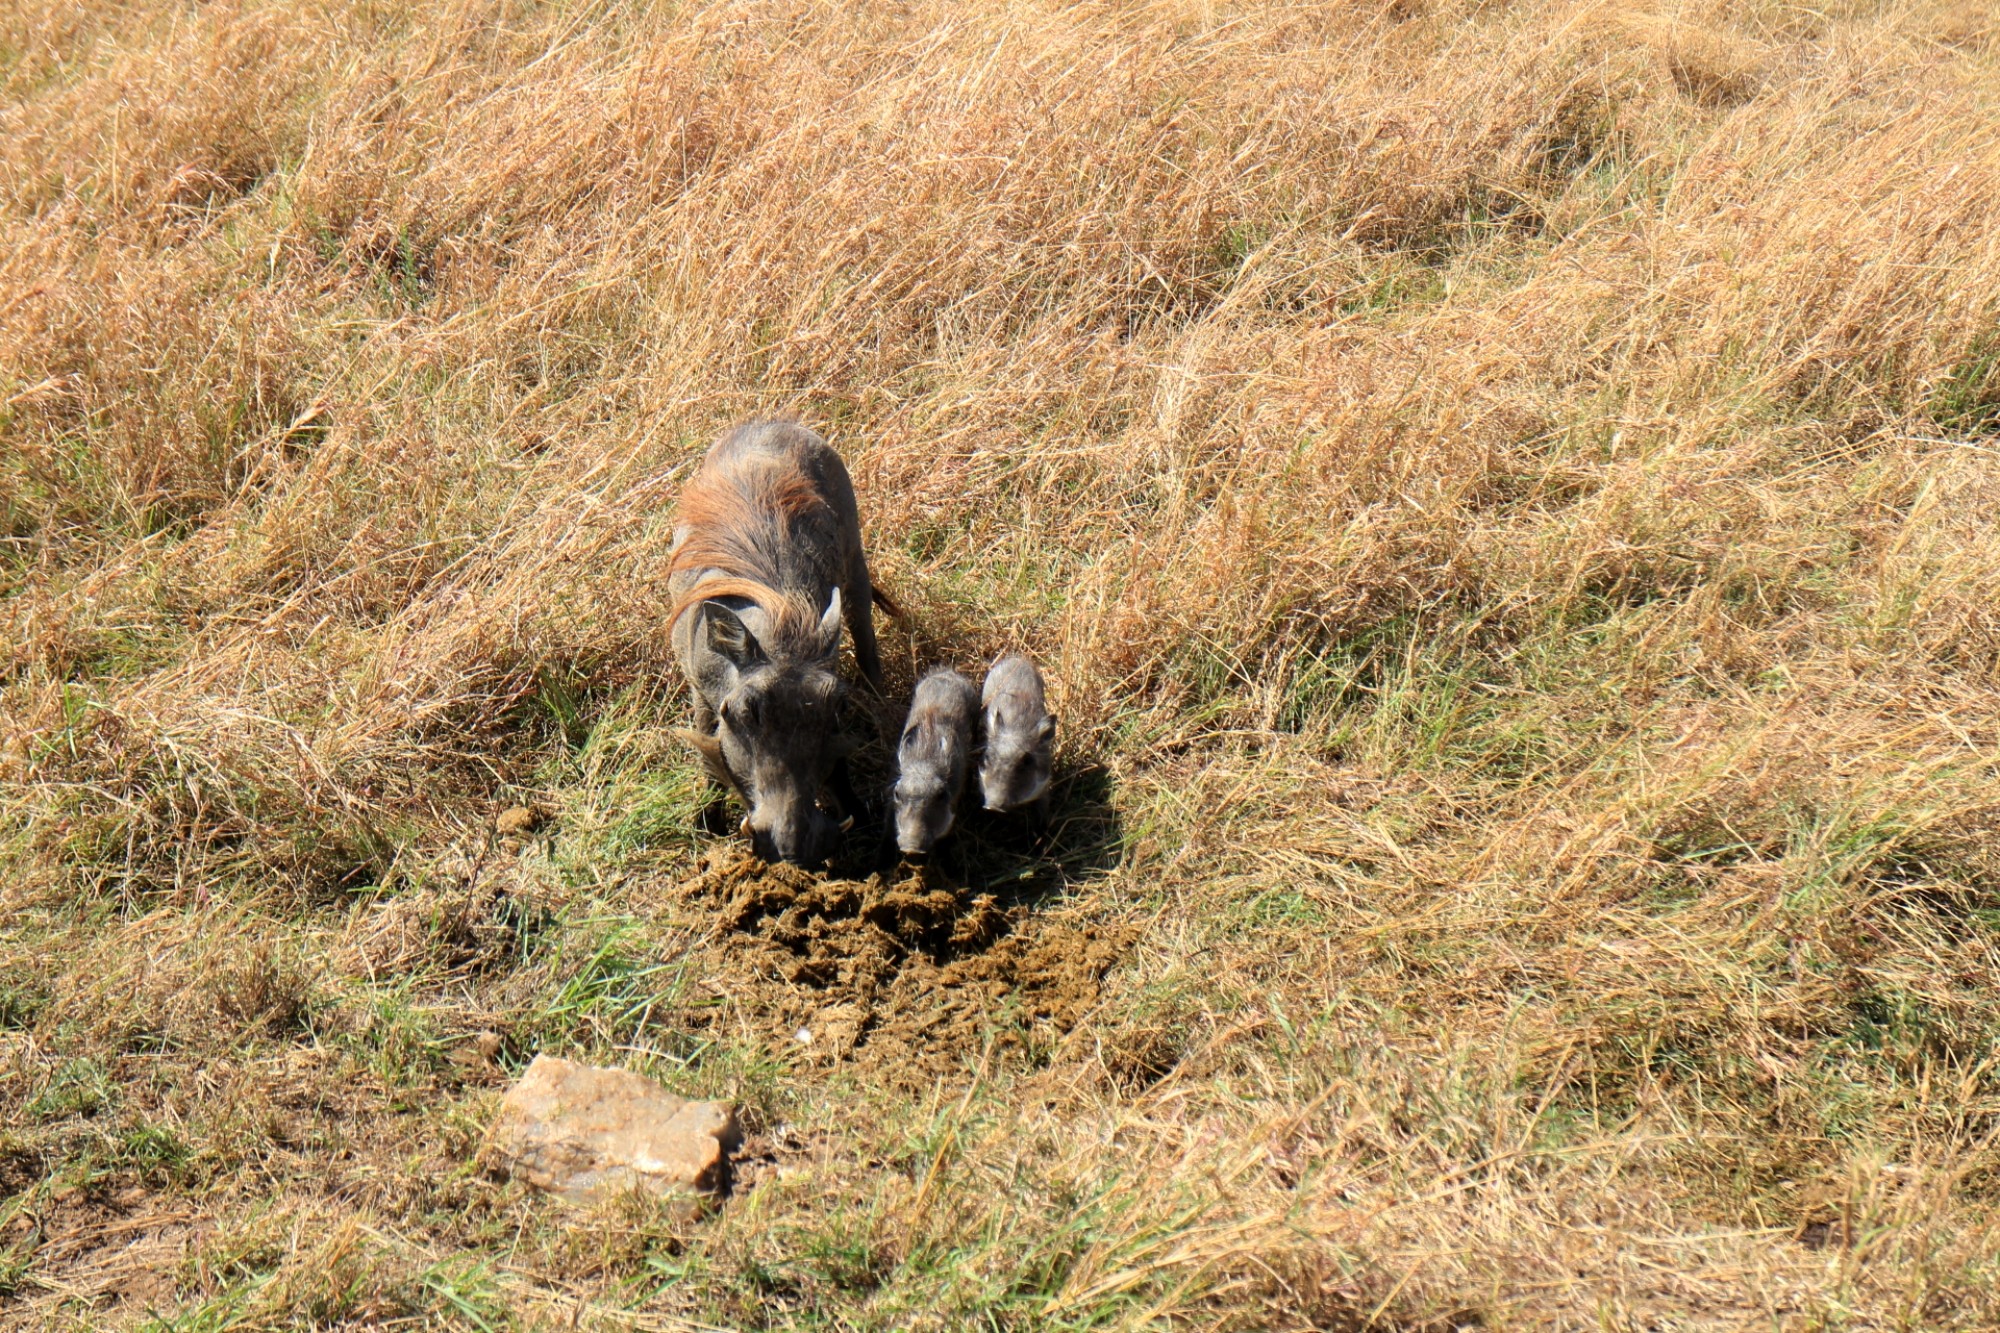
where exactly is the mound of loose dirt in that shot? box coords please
[678,852,1128,1081]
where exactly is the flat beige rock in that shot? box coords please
[483,1055,738,1201]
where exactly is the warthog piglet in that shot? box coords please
[978,654,1056,821]
[892,668,979,855]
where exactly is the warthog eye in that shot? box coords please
[720,695,761,731]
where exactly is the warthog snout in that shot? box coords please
[707,652,855,866]
[893,784,954,855]
[742,802,844,868]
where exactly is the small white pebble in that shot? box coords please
[793,1028,813,1044]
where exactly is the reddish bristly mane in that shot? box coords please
[668,454,835,652]
[666,575,785,625]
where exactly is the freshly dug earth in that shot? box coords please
[678,852,1128,1082]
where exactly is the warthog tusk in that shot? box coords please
[838,815,855,833]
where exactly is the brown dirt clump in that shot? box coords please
[677,851,1128,1081]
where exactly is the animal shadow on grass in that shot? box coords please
[814,599,1119,900]
[837,757,1123,911]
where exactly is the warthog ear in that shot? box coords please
[817,587,844,656]
[1038,713,1057,742]
[705,603,762,667]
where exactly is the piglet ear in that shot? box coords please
[818,587,844,656]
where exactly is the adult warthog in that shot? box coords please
[668,420,889,865]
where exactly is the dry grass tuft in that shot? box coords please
[8,0,2000,1326]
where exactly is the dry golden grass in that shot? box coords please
[7,0,2000,1326]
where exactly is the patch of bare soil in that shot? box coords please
[3,1185,210,1318]
[678,852,1128,1082]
